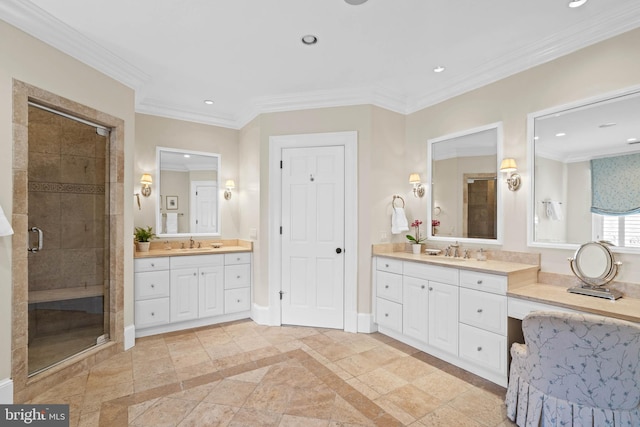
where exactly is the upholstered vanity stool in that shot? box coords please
[506,311,640,426]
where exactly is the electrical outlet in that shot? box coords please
[380,231,389,242]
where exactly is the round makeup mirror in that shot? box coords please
[568,241,622,299]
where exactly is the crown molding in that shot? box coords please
[0,0,150,91]
[4,0,640,129]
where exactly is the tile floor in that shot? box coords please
[28,319,517,426]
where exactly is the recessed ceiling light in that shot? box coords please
[555,132,566,137]
[433,66,445,73]
[344,0,368,5]
[204,99,214,105]
[598,122,616,128]
[301,35,318,45]
[568,0,588,8]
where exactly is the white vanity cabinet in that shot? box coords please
[374,255,523,387]
[134,251,252,338]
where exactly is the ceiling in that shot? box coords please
[2,0,640,129]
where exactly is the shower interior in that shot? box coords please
[27,104,110,376]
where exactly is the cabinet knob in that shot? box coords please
[237,275,241,279]
[477,346,482,352]
[421,285,425,289]
[385,264,389,268]
[428,287,433,291]
[385,313,389,317]
[150,284,155,288]
[237,257,241,261]
[151,312,155,316]
[150,263,155,267]
[385,285,389,289]
[477,280,483,285]
[193,272,197,276]
[477,308,483,313]
[202,272,205,276]
[237,299,241,303]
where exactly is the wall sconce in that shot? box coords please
[409,173,425,198]
[500,158,521,191]
[224,180,235,200]
[0,204,14,237]
[140,173,153,197]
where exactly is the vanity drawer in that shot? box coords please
[135,271,170,301]
[459,288,507,335]
[171,254,223,269]
[135,298,170,328]
[459,270,507,295]
[376,297,402,332]
[134,257,170,273]
[225,252,251,265]
[224,264,251,289]
[459,323,506,375]
[376,257,403,274]
[224,288,251,314]
[376,271,402,303]
[403,262,458,285]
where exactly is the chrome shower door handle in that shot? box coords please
[28,226,43,253]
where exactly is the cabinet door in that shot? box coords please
[428,281,459,356]
[199,266,224,318]
[402,276,428,343]
[170,268,199,322]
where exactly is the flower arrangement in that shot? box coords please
[432,219,440,227]
[406,219,426,244]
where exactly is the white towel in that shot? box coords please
[166,212,178,233]
[546,201,563,221]
[0,205,13,236]
[391,207,409,234]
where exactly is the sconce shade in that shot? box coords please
[140,173,153,185]
[0,204,14,236]
[225,180,236,189]
[500,158,518,173]
[409,173,421,184]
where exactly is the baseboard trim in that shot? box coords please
[124,324,135,350]
[0,378,13,404]
[357,313,377,333]
[251,303,271,325]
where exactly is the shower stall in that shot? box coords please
[26,104,110,375]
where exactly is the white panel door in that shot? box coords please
[428,281,459,356]
[199,266,224,318]
[191,181,218,233]
[281,146,345,329]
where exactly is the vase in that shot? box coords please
[412,244,422,254]
[136,241,151,252]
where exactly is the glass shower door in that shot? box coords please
[27,104,110,375]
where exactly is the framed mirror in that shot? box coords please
[528,87,640,251]
[156,147,221,237]
[427,122,503,244]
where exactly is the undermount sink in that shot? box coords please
[174,247,219,252]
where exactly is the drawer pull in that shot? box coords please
[193,273,197,276]
[385,313,389,317]
[477,346,482,352]
[151,312,155,316]
[477,308,483,313]
[385,285,389,289]
[237,299,241,303]
[151,284,155,288]
[477,280,483,285]
[150,263,155,267]
[385,264,389,268]
[237,257,241,261]
[237,275,241,279]
[428,287,433,291]
[421,285,425,289]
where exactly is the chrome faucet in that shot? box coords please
[189,237,195,249]
[444,246,451,257]
[464,249,470,259]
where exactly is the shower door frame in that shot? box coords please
[11,81,126,402]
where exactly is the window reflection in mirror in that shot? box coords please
[530,88,640,250]
[428,122,503,244]
[156,147,221,237]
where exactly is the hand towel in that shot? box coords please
[166,212,178,233]
[391,207,409,234]
[546,201,564,221]
[0,205,13,236]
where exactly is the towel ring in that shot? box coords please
[392,195,405,208]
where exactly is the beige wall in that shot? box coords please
[133,113,241,237]
[0,21,136,380]
[406,27,640,281]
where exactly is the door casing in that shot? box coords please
[268,131,358,332]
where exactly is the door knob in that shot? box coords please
[336,248,342,254]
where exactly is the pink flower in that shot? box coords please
[407,219,426,244]
[432,219,440,227]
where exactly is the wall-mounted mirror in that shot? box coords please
[156,147,221,237]
[528,87,640,251]
[427,122,503,244]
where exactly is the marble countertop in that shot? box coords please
[374,251,539,276]
[134,245,251,259]
[508,283,640,323]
